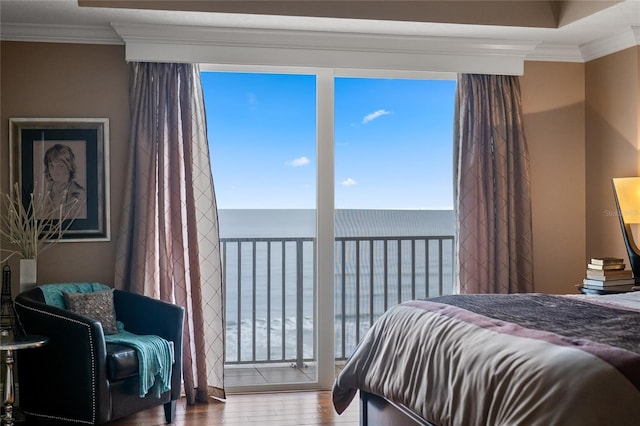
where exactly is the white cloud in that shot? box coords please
[341,178,357,186]
[247,92,257,106]
[287,156,310,167]
[362,109,391,124]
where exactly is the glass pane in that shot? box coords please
[203,72,317,387]
[333,77,456,364]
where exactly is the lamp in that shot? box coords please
[612,177,640,284]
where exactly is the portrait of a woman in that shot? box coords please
[43,143,87,219]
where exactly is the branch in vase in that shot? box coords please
[0,182,78,262]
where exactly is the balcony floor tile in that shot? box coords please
[225,363,346,387]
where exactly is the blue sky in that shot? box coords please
[202,72,455,210]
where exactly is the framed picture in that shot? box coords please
[9,118,110,242]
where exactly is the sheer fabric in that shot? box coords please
[114,62,225,402]
[453,74,534,294]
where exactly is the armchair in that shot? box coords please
[14,285,184,424]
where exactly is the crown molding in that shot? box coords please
[580,26,640,62]
[111,22,538,57]
[112,22,538,75]
[2,21,638,66]
[524,25,640,63]
[0,23,123,45]
[525,44,585,63]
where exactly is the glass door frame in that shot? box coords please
[203,64,454,392]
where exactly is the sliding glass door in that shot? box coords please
[202,68,455,392]
[203,71,319,390]
[333,77,456,368]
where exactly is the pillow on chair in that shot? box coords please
[64,289,119,334]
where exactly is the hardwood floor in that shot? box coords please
[109,391,360,425]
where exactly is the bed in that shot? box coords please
[332,292,640,425]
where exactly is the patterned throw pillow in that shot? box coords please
[63,289,119,334]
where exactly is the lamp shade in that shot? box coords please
[612,177,640,284]
[612,177,640,224]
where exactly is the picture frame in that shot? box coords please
[9,118,111,242]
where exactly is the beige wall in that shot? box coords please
[520,61,586,294]
[2,40,639,298]
[521,49,640,295]
[0,41,130,296]
[585,47,640,273]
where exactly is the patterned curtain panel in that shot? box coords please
[114,62,225,402]
[453,74,534,294]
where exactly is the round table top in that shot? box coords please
[0,334,48,351]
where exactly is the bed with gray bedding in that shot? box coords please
[332,293,640,425]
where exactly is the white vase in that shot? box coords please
[19,258,37,293]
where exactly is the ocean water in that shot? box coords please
[218,209,455,363]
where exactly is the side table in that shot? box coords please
[0,333,48,426]
[578,286,640,295]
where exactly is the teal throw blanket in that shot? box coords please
[105,325,173,398]
[38,283,173,398]
[39,282,110,308]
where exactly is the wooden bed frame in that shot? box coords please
[360,391,435,426]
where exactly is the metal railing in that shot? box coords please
[221,235,454,365]
[334,236,455,359]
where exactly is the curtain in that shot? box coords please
[114,62,225,402]
[453,74,534,294]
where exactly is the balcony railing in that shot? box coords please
[221,235,454,366]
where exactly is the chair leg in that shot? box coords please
[164,400,177,424]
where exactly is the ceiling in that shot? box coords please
[1,0,639,63]
[75,0,619,28]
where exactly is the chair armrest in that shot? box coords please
[15,291,111,424]
[112,290,185,400]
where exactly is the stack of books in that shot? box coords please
[582,257,636,292]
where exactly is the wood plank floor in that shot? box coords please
[109,391,360,425]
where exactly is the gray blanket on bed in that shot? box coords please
[333,293,640,426]
[432,293,640,354]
